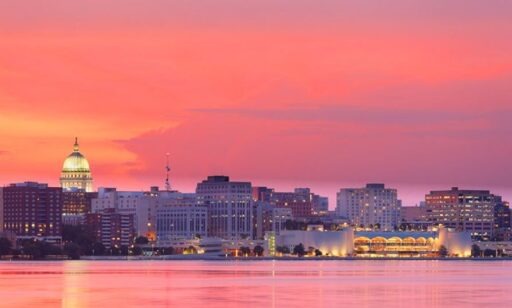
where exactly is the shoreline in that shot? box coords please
[2,256,512,262]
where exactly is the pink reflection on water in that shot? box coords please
[0,260,510,307]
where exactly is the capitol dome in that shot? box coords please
[60,138,93,192]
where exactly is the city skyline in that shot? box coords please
[1,1,512,208]
[1,137,511,208]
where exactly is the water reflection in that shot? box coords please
[0,260,510,307]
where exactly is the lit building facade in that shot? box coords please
[85,209,134,250]
[2,182,62,241]
[254,187,328,218]
[196,176,253,240]
[494,201,511,241]
[425,187,499,239]
[156,204,208,246]
[336,183,402,231]
[60,138,93,192]
[0,188,3,232]
[62,189,97,225]
[275,227,471,258]
[253,201,293,239]
[92,187,197,239]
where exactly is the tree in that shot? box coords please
[471,244,482,258]
[276,246,290,255]
[293,243,306,257]
[185,246,198,254]
[253,245,264,257]
[314,249,323,257]
[132,246,143,256]
[483,249,496,257]
[134,236,149,245]
[239,246,251,256]
[64,242,81,260]
[438,245,448,258]
[0,238,12,256]
[62,224,96,255]
[161,246,174,255]
[22,241,61,259]
[92,242,106,256]
[120,245,129,256]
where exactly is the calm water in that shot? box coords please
[0,260,510,307]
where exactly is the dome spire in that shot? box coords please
[73,137,79,152]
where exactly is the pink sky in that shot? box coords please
[1,1,511,207]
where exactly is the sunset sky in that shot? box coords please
[1,1,511,206]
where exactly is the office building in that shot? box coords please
[336,184,402,231]
[196,176,253,240]
[2,182,62,242]
[85,209,134,250]
[156,202,208,246]
[425,187,500,239]
[62,189,97,225]
[254,187,328,218]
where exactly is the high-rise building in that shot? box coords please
[252,201,294,239]
[62,189,97,225]
[85,209,134,250]
[253,187,328,218]
[494,201,511,241]
[91,186,189,240]
[156,203,208,245]
[2,182,63,242]
[60,138,93,192]
[0,188,3,232]
[425,187,498,239]
[196,176,253,240]
[336,183,402,231]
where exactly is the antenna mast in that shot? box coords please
[165,153,171,191]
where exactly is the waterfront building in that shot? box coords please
[275,227,471,258]
[91,186,182,239]
[401,205,428,223]
[494,201,511,241]
[196,176,253,240]
[336,183,402,231]
[85,209,134,250]
[275,228,354,257]
[0,188,3,232]
[60,138,93,192]
[1,182,62,242]
[156,203,208,246]
[253,187,328,218]
[62,189,97,225]
[425,187,499,239]
[253,201,293,240]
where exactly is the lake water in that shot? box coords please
[0,260,510,307]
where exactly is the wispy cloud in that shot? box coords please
[192,105,484,125]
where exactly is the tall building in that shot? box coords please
[2,182,63,242]
[253,201,294,239]
[91,186,187,240]
[254,187,328,218]
[156,203,208,245]
[60,138,93,192]
[196,176,253,240]
[425,187,498,239]
[85,209,134,250]
[401,205,428,223]
[494,201,511,241]
[336,183,402,231]
[0,187,4,232]
[62,189,97,225]
[0,188,3,232]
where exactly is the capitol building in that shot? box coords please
[60,138,93,192]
